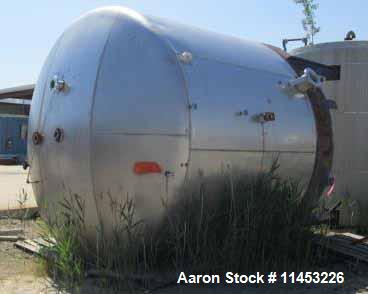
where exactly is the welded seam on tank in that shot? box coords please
[146,24,306,173]
[294,41,368,51]
[28,36,64,192]
[36,37,63,131]
[341,62,368,65]
[38,32,78,134]
[343,112,368,114]
[191,148,314,154]
[94,131,187,137]
[146,25,193,179]
[171,53,295,80]
[88,14,121,227]
[148,26,294,78]
[166,42,192,179]
[90,24,191,139]
[270,48,320,195]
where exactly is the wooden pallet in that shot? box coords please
[0,228,23,236]
[315,232,368,263]
[14,237,55,257]
[0,228,24,242]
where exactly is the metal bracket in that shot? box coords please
[164,170,175,177]
[235,110,249,116]
[26,165,41,184]
[322,99,338,110]
[254,112,275,123]
[282,68,325,94]
[345,30,356,41]
[178,51,193,64]
[188,103,198,110]
[282,37,308,52]
[286,56,340,81]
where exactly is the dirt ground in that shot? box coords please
[0,165,37,212]
[0,219,58,293]
[0,218,367,293]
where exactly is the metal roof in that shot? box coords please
[0,98,31,105]
[0,84,34,100]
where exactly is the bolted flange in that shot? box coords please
[53,128,64,143]
[32,132,44,145]
[50,75,66,92]
[178,51,193,64]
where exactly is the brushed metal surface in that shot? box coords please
[92,13,189,135]
[147,15,295,77]
[31,9,118,230]
[181,52,316,181]
[28,6,326,233]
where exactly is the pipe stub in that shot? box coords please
[32,132,43,145]
[53,128,64,143]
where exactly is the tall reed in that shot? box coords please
[40,164,320,290]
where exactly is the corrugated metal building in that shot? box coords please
[0,98,29,164]
[292,41,368,226]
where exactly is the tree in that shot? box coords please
[294,0,320,44]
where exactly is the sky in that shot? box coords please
[0,0,366,88]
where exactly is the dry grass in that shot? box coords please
[39,163,324,290]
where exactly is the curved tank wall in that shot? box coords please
[293,41,368,226]
[28,6,333,235]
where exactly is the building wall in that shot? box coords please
[0,103,29,115]
[0,102,28,163]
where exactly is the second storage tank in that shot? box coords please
[293,40,368,226]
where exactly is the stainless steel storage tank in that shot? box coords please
[27,6,333,234]
[293,41,368,226]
